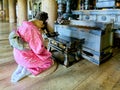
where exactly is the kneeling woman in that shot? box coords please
[9,19,54,82]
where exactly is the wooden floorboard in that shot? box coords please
[1,21,120,90]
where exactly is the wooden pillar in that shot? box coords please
[17,0,27,26]
[0,0,2,10]
[41,0,57,32]
[3,0,9,21]
[8,0,16,23]
[77,0,81,10]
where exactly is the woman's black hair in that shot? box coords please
[35,12,48,24]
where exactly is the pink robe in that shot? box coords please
[13,21,53,76]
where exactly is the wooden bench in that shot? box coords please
[47,36,85,67]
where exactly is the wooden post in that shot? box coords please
[41,0,57,32]
[8,0,16,23]
[17,0,27,25]
[3,0,9,21]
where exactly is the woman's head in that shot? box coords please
[35,12,48,23]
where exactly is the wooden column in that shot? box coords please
[17,0,27,26]
[8,0,16,23]
[0,0,2,10]
[41,0,57,32]
[3,0,9,21]
[77,0,81,10]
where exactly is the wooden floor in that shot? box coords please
[1,21,120,90]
